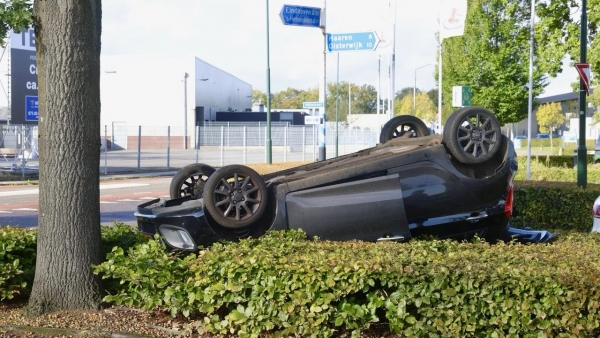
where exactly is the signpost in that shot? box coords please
[326,31,380,52]
[302,101,324,109]
[279,4,321,28]
[575,63,591,95]
[10,28,38,124]
[280,3,325,161]
[304,116,321,124]
[452,85,471,107]
[25,95,38,122]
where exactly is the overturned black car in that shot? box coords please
[135,107,555,251]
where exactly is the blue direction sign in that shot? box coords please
[327,31,380,52]
[303,101,324,109]
[25,95,38,122]
[280,4,321,28]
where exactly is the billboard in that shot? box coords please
[10,28,38,124]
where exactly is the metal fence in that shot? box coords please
[1,123,379,175]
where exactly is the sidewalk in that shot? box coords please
[0,170,179,186]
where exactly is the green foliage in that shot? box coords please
[100,221,149,258]
[541,0,600,87]
[96,230,600,337]
[513,181,600,231]
[0,0,33,47]
[441,0,566,125]
[0,223,147,302]
[395,93,437,123]
[517,154,594,168]
[536,102,565,134]
[0,227,36,301]
[251,89,266,105]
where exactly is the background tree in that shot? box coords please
[271,87,303,108]
[394,93,437,123]
[440,0,566,125]
[538,0,600,87]
[395,95,413,116]
[536,102,565,151]
[414,92,438,123]
[251,89,266,105]
[27,0,103,315]
[589,87,600,124]
[0,0,32,46]
[427,88,439,108]
[394,87,416,102]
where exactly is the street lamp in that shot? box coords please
[413,64,432,115]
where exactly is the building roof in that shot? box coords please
[537,88,594,104]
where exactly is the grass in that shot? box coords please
[246,161,309,175]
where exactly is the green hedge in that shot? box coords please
[0,227,36,301]
[517,155,594,168]
[514,156,600,183]
[0,223,147,301]
[517,138,596,150]
[513,181,600,231]
[95,230,600,337]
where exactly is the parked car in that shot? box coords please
[515,135,527,140]
[135,107,555,251]
[593,196,600,233]
[594,136,600,164]
[537,133,550,139]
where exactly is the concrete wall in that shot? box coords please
[100,55,253,142]
[100,55,196,131]
[194,58,252,114]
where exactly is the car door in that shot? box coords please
[285,174,411,242]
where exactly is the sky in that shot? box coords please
[0,0,580,106]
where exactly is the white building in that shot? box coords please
[100,55,252,149]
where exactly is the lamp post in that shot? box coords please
[266,0,272,164]
[183,72,189,149]
[413,64,432,115]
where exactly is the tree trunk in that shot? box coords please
[27,0,102,315]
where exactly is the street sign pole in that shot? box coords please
[279,3,323,161]
[577,0,588,187]
[335,52,339,157]
[266,0,272,164]
[318,0,327,162]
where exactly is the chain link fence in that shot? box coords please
[1,123,379,175]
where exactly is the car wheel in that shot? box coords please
[379,115,430,144]
[169,163,216,199]
[204,165,268,229]
[443,107,502,164]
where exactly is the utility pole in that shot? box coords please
[577,0,588,187]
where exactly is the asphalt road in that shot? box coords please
[0,176,173,227]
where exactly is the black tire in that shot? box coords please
[379,115,430,144]
[204,165,268,229]
[443,106,502,164]
[169,163,216,199]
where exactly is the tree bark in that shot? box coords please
[27,0,102,315]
